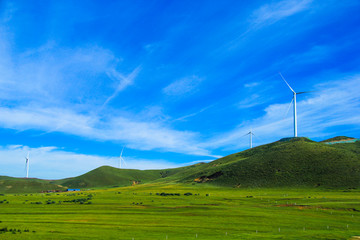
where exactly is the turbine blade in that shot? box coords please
[122,157,127,166]
[297,91,316,94]
[242,132,250,137]
[284,97,294,119]
[279,72,295,93]
[120,147,124,157]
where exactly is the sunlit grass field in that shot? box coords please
[0,184,360,239]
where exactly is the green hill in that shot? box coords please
[0,176,66,193]
[54,166,163,188]
[320,136,356,142]
[177,137,360,188]
[1,137,360,192]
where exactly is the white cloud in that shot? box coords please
[103,65,142,107]
[207,74,360,150]
[0,1,17,23]
[244,82,260,88]
[163,75,203,96]
[251,0,312,25]
[173,104,214,122]
[0,33,135,106]
[237,94,267,109]
[0,104,214,157]
[0,33,214,158]
[0,145,185,179]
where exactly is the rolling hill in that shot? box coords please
[55,167,163,188]
[176,137,360,188]
[0,176,66,193]
[320,136,356,142]
[1,136,360,192]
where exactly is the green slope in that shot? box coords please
[54,162,217,188]
[55,166,165,188]
[176,137,360,188]
[330,140,360,154]
[320,136,356,142]
[0,176,66,193]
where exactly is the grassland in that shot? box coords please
[1,137,359,239]
[0,184,360,239]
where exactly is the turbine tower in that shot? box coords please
[279,73,311,137]
[244,129,255,149]
[25,152,30,178]
[119,147,127,168]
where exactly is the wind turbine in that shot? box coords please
[243,129,255,149]
[25,152,30,178]
[119,147,127,169]
[279,73,311,138]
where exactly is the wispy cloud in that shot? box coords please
[0,145,185,179]
[251,0,313,25]
[0,33,134,107]
[218,0,313,54]
[0,33,215,157]
[173,104,214,122]
[103,65,142,107]
[207,74,360,150]
[0,105,214,157]
[163,75,203,96]
[0,1,17,23]
[237,94,268,109]
[244,82,261,88]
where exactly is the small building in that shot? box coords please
[66,189,81,192]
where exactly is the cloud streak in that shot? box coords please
[163,75,203,97]
[0,105,214,157]
[103,65,142,107]
[251,0,312,25]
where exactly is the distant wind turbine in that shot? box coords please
[119,147,127,169]
[243,129,255,149]
[279,73,312,137]
[25,152,30,178]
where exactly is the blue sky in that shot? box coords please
[0,0,360,179]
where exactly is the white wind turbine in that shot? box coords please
[243,129,255,149]
[25,152,30,178]
[119,147,127,169]
[279,73,312,138]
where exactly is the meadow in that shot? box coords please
[0,184,360,239]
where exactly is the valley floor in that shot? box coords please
[0,184,359,239]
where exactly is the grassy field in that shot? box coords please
[0,184,360,239]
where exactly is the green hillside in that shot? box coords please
[0,176,66,193]
[54,163,216,189]
[173,137,360,188]
[331,140,360,154]
[54,166,161,188]
[320,136,356,142]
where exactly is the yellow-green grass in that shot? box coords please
[0,184,359,239]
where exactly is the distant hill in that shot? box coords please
[54,166,163,188]
[320,136,356,142]
[0,176,66,193]
[1,136,360,192]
